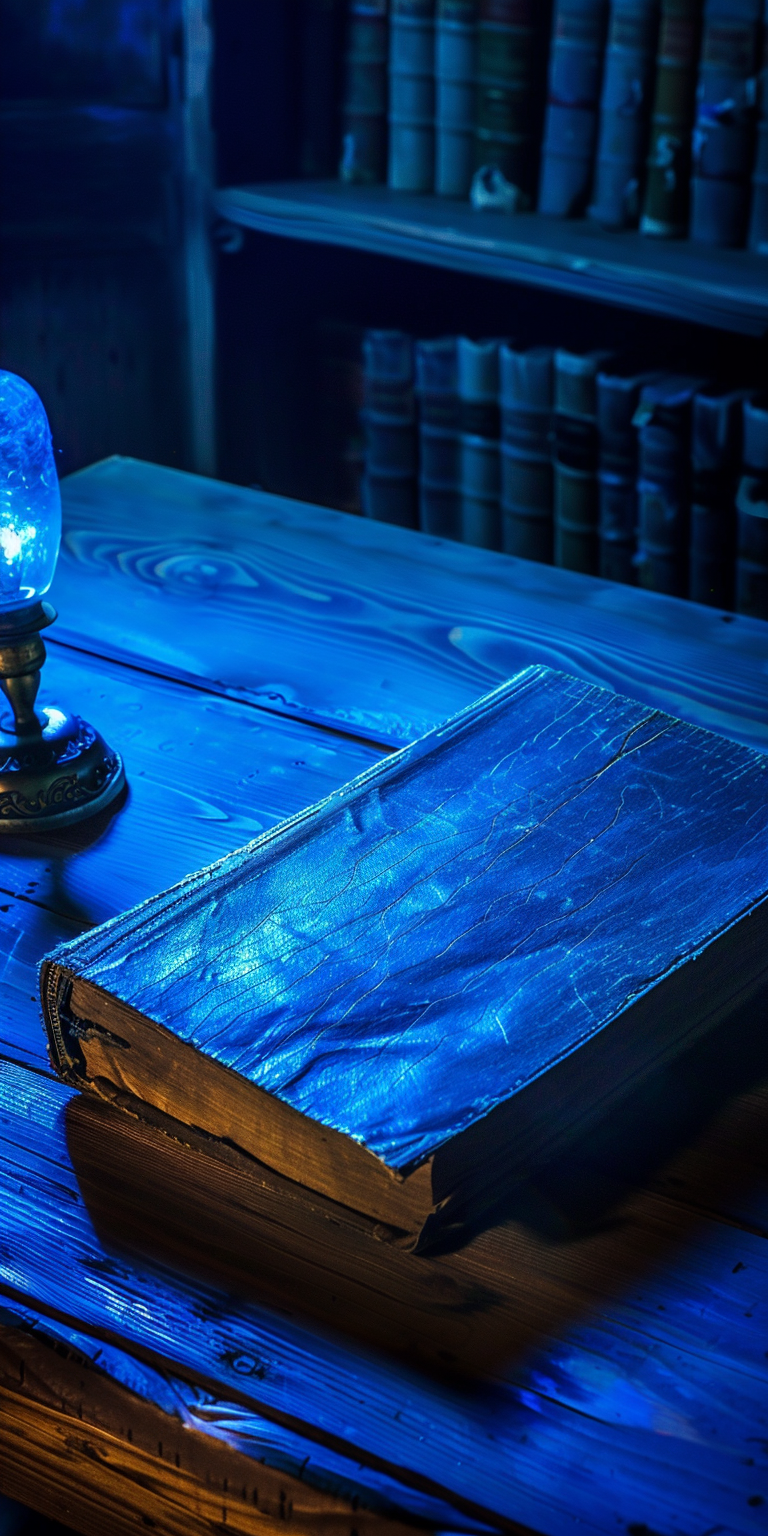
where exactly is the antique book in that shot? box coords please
[362,330,418,527]
[640,0,701,238]
[690,0,762,247]
[473,0,542,203]
[597,365,662,585]
[435,0,478,195]
[415,335,461,538]
[458,336,502,548]
[634,374,705,596]
[588,0,660,229]
[736,394,768,619]
[388,0,436,191]
[499,343,555,564]
[339,0,389,183]
[553,347,613,574]
[43,665,768,1252]
[689,385,748,608]
[747,0,768,252]
[538,0,610,217]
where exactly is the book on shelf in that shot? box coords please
[689,385,748,608]
[538,0,610,217]
[435,0,478,195]
[640,0,701,238]
[748,0,768,252]
[415,335,461,538]
[634,374,705,596]
[361,329,419,527]
[736,395,768,619]
[597,365,663,585]
[473,0,546,205]
[690,0,762,248]
[299,0,345,178]
[499,343,555,564]
[458,335,502,548]
[553,348,613,575]
[43,665,768,1253]
[339,0,389,183]
[588,0,660,229]
[388,0,436,192]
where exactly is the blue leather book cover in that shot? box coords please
[435,0,478,195]
[748,0,768,251]
[499,343,555,564]
[415,335,461,538]
[736,395,768,619]
[538,0,610,216]
[690,0,762,248]
[588,0,660,229]
[689,385,748,609]
[361,329,418,528]
[388,0,436,191]
[635,373,704,597]
[42,666,768,1248]
[339,0,389,183]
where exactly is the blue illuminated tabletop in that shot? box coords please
[1,456,768,1536]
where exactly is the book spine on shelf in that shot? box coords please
[690,0,762,248]
[415,336,461,537]
[553,349,612,574]
[339,0,390,183]
[747,0,768,251]
[389,0,436,191]
[499,345,554,562]
[736,396,768,618]
[474,0,538,201]
[361,330,419,527]
[436,0,478,195]
[300,0,345,177]
[634,376,702,595]
[588,0,660,229]
[458,337,502,548]
[538,0,610,217]
[596,369,660,585]
[640,0,701,237]
[689,386,747,607]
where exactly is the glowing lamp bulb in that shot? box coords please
[0,370,62,613]
[0,372,124,831]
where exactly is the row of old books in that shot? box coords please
[332,0,768,252]
[360,328,768,618]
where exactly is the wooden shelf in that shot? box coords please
[214,180,768,336]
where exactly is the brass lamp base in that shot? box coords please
[0,601,125,832]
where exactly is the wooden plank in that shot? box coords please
[56,457,768,752]
[0,1302,449,1536]
[0,644,380,943]
[1,1058,768,1535]
[213,182,768,336]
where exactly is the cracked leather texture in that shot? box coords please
[48,665,768,1171]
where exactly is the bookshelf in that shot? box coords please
[215,180,768,337]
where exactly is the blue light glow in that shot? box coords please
[0,371,61,612]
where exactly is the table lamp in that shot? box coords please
[0,370,124,831]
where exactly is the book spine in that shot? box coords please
[635,384,696,596]
[588,0,660,228]
[640,0,701,237]
[553,351,606,574]
[300,0,345,177]
[435,0,478,195]
[389,0,436,190]
[499,346,554,563]
[690,0,762,248]
[736,396,768,618]
[458,338,501,548]
[689,388,745,607]
[474,0,538,199]
[747,0,768,251]
[596,373,648,584]
[339,0,390,183]
[415,337,461,538]
[361,330,419,527]
[538,0,610,217]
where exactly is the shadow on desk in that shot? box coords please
[65,992,768,1385]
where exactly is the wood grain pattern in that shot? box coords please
[55,457,768,752]
[2,461,768,1536]
[213,181,768,334]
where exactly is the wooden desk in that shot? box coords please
[2,456,768,1536]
